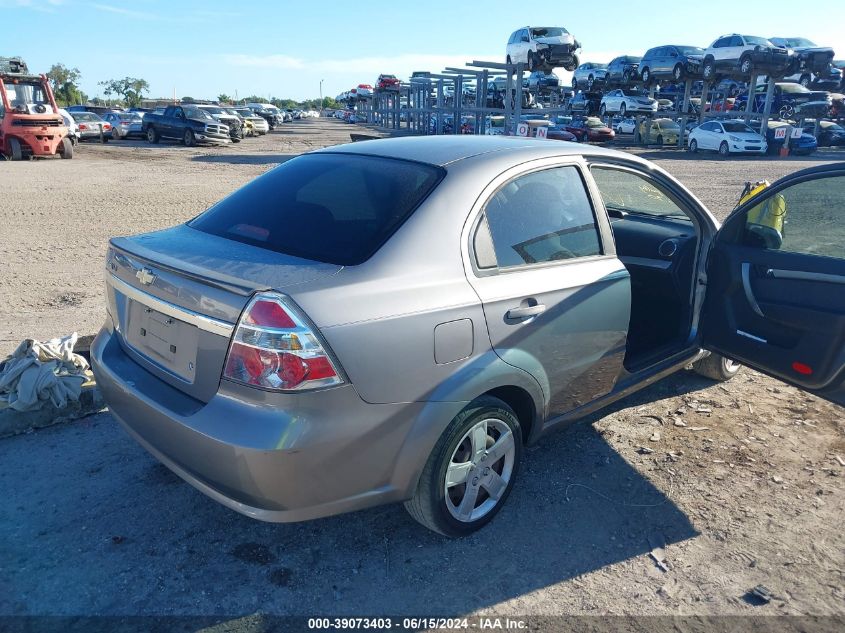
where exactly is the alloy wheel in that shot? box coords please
[444,418,515,523]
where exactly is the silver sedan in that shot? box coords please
[102,112,144,140]
[91,137,845,536]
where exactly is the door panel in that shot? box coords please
[474,259,630,417]
[702,166,845,405]
[467,164,631,418]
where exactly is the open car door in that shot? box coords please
[701,163,845,406]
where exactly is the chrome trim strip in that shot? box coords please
[737,329,767,344]
[767,268,845,285]
[107,273,235,337]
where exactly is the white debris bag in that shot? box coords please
[0,333,90,412]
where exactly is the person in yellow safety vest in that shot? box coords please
[736,180,787,249]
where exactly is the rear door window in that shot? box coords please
[481,166,602,269]
[189,153,444,266]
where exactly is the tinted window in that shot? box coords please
[483,167,601,268]
[190,153,444,266]
[743,174,845,259]
[591,167,690,220]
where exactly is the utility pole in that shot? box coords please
[320,78,324,115]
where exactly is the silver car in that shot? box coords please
[92,137,845,536]
[103,111,144,140]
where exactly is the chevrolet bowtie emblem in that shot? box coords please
[136,267,156,286]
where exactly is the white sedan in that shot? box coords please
[614,117,636,134]
[599,89,657,116]
[688,120,767,156]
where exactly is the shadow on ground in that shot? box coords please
[0,368,716,616]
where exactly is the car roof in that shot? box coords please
[315,135,626,168]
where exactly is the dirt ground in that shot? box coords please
[0,119,843,620]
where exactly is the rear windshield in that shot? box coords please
[189,153,444,265]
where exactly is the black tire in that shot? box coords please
[404,396,523,537]
[719,141,730,156]
[572,77,578,90]
[693,353,742,382]
[183,128,196,147]
[622,70,631,83]
[641,68,651,84]
[58,137,73,159]
[656,134,664,146]
[703,60,716,81]
[779,104,795,120]
[8,137,23,161]
[587,75,595,91]
[799,74,811,88]
[563,54,578,72]
[112,127,121,141]
[599,103,607,117]
[506,55,512,66]
[739,55,752,75]
[527,52,536,72]
[673,64,684,81]
[619,102,627,116]
[689,138,698,153]
[146,127,159,144]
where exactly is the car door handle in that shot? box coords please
[506,304,546,319]
[741,262,765,317]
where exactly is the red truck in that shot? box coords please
[0,57,71,160]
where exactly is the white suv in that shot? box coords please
[702,34,792,80]
[506,26,580,72]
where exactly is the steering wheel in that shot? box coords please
[34,104,47,114]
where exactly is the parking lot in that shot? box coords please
[1,119,843,619]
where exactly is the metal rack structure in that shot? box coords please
[339,55,818,152]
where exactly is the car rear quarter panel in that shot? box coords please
[285,159,546,412]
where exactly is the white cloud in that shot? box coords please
[221,54,306,70]
[0,0,64,11]
[90,3,159,20]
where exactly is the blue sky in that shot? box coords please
[3,0,844,101]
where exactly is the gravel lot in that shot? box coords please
[1,119,843,620]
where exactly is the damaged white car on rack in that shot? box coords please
[506,26,580,72]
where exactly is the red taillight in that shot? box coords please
[79,124,88,130]
[244,299,295,328]
[103,123,111,130]
[223,293,343,391]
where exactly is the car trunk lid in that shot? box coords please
[105,224,342,402]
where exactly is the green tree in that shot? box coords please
[242,95,268,104]
[217,93,232,103]
[98,77,150,108]
[47,63,86,106]
[181,96,195,103]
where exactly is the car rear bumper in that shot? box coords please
[90,322,458,523]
